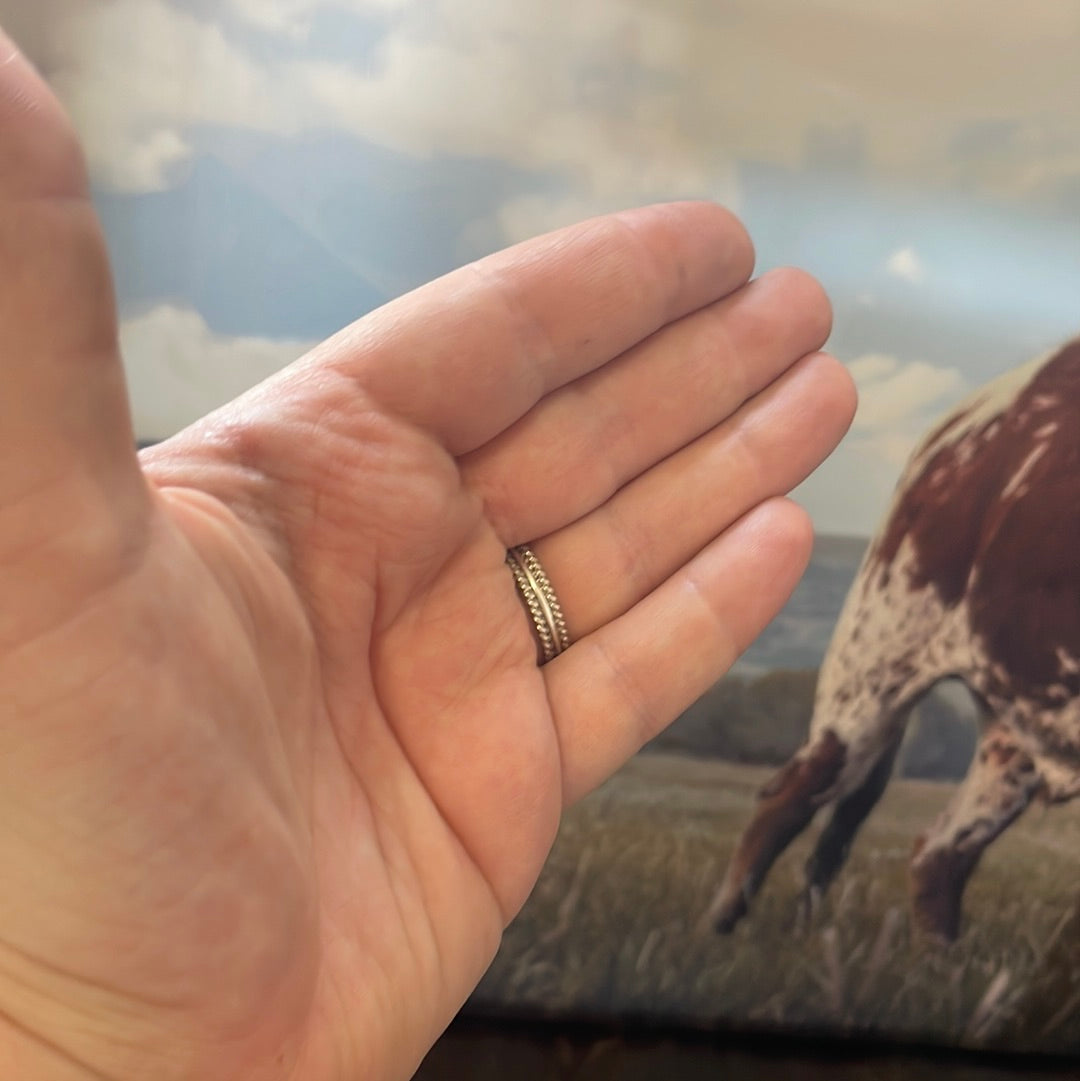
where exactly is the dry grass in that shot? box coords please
[471,755,1080,1055]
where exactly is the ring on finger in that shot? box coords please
[506,544,570,664]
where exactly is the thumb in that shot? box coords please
[0,25,144,512]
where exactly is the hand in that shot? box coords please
[0,27,855,1081]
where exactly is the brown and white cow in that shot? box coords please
[709,339,1080,941]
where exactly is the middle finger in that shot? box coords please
[461,266,832,544]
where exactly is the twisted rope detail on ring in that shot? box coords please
[506,544,570,665]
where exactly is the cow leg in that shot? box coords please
[710,730,847,933]
[909,726,1040,942]
[799,733,903,922]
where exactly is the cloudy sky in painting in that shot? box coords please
[4,0,1080,534]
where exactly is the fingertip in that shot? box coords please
[797,350,859,436]
[758,266,834,349]
[739,495,816,584]
[684,495,816,659]
[711,497,815,661]
[778,497,816,565]
[629,200,756,291]
[824,352,859,434]
[707,202,756,282]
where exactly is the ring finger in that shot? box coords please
[520,349,855,644]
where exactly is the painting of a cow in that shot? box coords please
[710,339,1080,941]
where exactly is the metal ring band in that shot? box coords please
[506,544,570,664]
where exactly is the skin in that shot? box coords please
[0,25,856,1081]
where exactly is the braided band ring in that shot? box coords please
[506,544,570,665]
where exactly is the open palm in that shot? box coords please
[0,30,855,1081]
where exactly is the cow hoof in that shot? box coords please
[910,848,968,944]
[912,912,961,946]
[712,894,747,934]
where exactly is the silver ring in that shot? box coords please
[506,544,570,664]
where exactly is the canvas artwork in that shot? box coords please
[469,339,1080,1055]
[13,0,1080,1060]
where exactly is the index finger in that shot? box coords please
[306,202,754,455]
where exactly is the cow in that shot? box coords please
[708,338,1080,942]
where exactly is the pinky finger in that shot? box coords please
[545,498,814,805]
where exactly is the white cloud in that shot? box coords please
[21,0,1080,205]
[795,351,970,534]
[224,0,408,38]
[228,0,407,32]
[847,353,897,384]
[850,353,965,431]
[228,0,315,38]
[29,0,738,206]
[290,2,743,242]
[885,246,925,285]
[102,127,193,192]
[847,352,967,469]
[121,305,314,439]
[296,6,735,208]
[40,0,308,191]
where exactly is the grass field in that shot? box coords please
[470,754,1080,1054]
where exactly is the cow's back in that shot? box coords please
[865,342,1080,703]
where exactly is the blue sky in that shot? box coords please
[7,0,1080,534]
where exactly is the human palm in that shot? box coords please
[0,29,855,1081]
